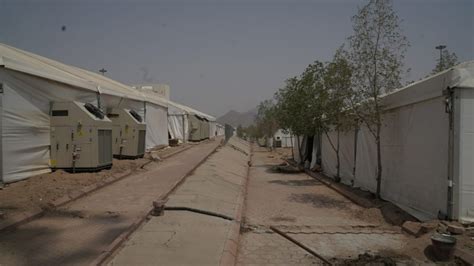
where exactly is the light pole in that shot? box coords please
[99,68,107,76]
[435,45,446,72]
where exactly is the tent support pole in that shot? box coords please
[445,87,456,220]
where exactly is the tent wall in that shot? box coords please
[216,124,225,136]
[310,138,319,170]
[456,88,474,222]
[274,129,293,148]
[0,69,97,183]
[209,121,217,139]
[321,130,356,185]
[353,96,449,220]
[144,102,168,149]
[321,131,337,180]
[292,135,304,164]
[168,114,186,141]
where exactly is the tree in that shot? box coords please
[255,99,278,147]
[347,0,409,198]
[321,48,354,182]
[274,61,326,163]
[236,124,244,138]
[432,49,458,74]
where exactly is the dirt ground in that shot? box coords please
[0,144,189,222]
[238,145,472,265]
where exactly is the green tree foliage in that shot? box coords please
[274,61,326,161]
[255,99,278,146]
[432,49,458,74]
[320,49,354,181]
[347,0,409,198]
[236,124,244,138]
[275,62,326,137]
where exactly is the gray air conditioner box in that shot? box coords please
[50,101,113,171]
[188,114,202,142]
[107,108,146,159]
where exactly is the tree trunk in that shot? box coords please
[296,135,304,167]
[290,133,294,160]
[375,123,382,199]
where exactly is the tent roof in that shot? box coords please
[0,42,219,118]
[0,43,145,102]
[381,61,474,110]
[164,99,216,121]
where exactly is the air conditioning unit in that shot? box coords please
[188,114,201,142]
[107,108,146,159]
[50,101,113,172]
[200,117,209,140]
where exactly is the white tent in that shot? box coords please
[274,129,293,148]
[0,43,169,183]
[320,61,474,222]
[216,124,225,136]
[167,101,189,143]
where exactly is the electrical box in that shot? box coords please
[200,117,210,140]
[188,114,201,142]
[50,101,113,172]
[107,108,146,159]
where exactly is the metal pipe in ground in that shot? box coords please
[270,226,333,265]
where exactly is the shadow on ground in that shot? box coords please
[289,193,348,209]
[0,208,129,265]
[268,179,322,187]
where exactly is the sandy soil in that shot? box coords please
[0,144,189,221]
[265,146,474,265]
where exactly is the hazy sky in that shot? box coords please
[0,0,473,117]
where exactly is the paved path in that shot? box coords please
[237,146,411,265]
[108,138,250,266]
[0,139,221,266]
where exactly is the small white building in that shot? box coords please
[273,129,293,148]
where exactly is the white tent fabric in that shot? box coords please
[167,102,188,142]
[310,140,317,170]
[458,88,474,223]
[321,61,474,221]
[274,129,293,148]
[292,136,303,164]
[0,69,98,183]
[355,96,449,220]
[321,130,356,185]
[0,43,169,183]
[209,121,217,139]
[216,124,225,136]
[321,132,337,179]
[339,131,356,184]
[0,42,221,184]
[145,102,169,150]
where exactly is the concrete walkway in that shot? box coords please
[0,139,221,266]
[108,138,250,266]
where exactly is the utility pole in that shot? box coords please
[99,68,107,76]
[435,45,446,72]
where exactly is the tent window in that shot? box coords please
[52,110,68,116]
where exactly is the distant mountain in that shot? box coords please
[217,108,257,128]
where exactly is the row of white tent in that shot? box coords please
[293,61,474,223]
[0,43,223,184]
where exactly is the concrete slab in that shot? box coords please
[108,212,234,266]
[0,140,221,265]
[108,138,250,265]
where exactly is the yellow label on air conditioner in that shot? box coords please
[49,159,57,167]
